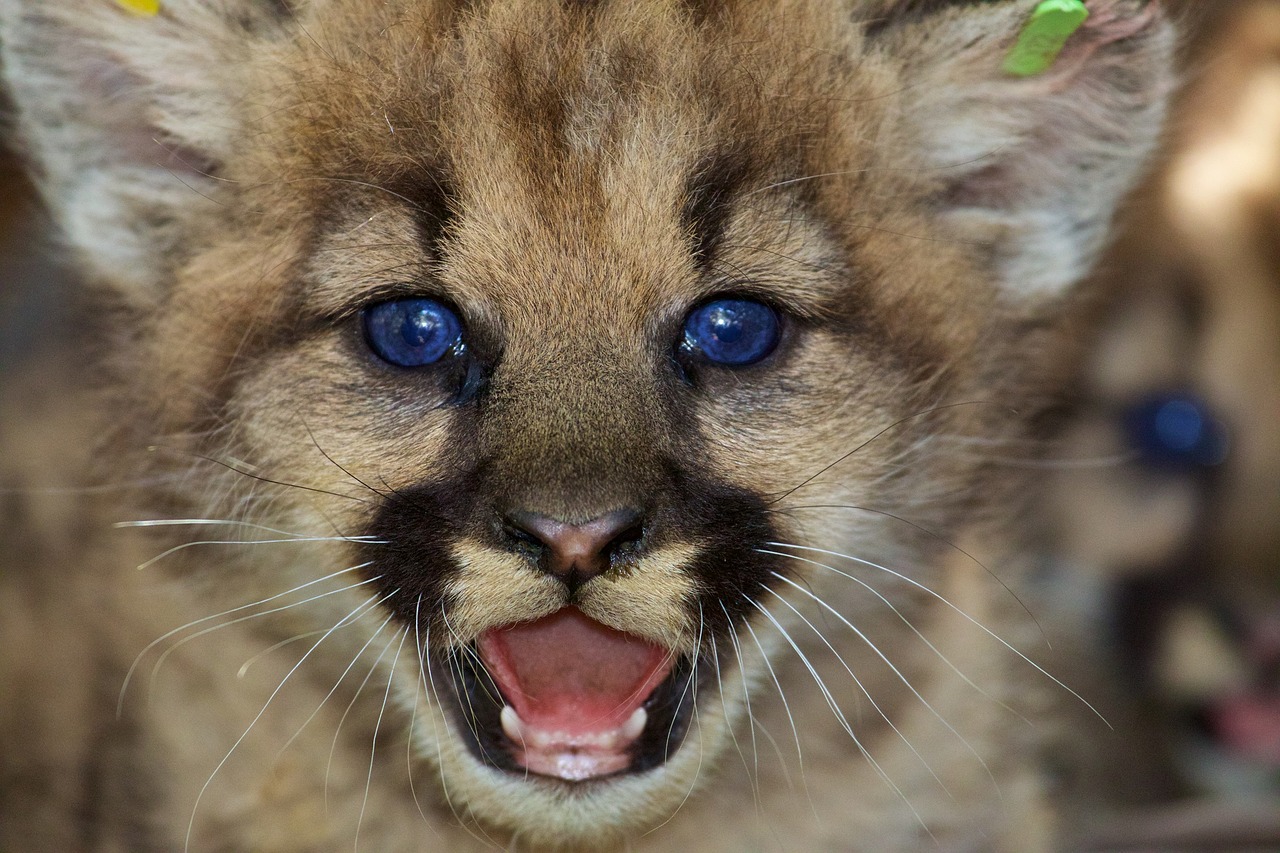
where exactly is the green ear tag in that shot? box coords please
[1003,0,1090,77]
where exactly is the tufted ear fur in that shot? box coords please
[2,0,1174,306]
[0,0,291,305]
[866,0,1174,298]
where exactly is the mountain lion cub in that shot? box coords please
[0,1,1172,850]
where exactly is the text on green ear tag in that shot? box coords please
[1003,0,1090,78]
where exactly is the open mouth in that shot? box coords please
[446,607,699,782]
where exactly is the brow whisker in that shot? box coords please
[767,401,1001,506]
[149,446,375,506]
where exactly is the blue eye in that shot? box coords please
[682,298,780,366]
[363,298,463,367]
[1123,393,1229,472]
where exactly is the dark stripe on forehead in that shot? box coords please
[678,0,731,26]
[681,149,752,273]
[863,0,981,38]
[225,0,296,37]
[392,167,458,261]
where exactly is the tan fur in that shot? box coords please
[0,1,1174,850]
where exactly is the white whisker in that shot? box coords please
[738,602,812,810]
[183,590,389,853]
[645,604,707,836]
[764,549,1025,727]
[135,535,384,571]
[277,600,395,758]
[745,594,926,834]
[718,601,779,788]
[761,581,956,799]
[708,629,761,810]
[771,542,1109,726]
[356,626,408,852]
[236,630,329,679]
[431,604,504,849]
[327,618,402,811]
[404,595,443,839]
[118,561,375,716]
[147,575,382,702]
[114,518,385,542]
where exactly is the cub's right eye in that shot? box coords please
[362,298,464,367]
[681,298,780,367]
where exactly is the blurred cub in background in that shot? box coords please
[1045,1,1280,846]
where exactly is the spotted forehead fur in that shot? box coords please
[256,0,859,300]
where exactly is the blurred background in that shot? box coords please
[1038,1,1280,846]
[1,1,1278,848]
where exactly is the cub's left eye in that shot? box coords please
[682,298,780,366]
[362,298,464,367]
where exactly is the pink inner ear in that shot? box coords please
[79,54,215,176]
[937,1,1166,211]
[1044,2,1161,85]
[939,162,1018,209]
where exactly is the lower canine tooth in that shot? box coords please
[622,707,647,740]
[500,705,525,744]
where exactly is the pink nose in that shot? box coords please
[505,509,643,590]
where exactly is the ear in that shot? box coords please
[0,0,292,304]
[867,0,1175,299]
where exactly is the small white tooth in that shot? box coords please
[622,707,647,741]
[500,706,525,745]
[583,729,615,749]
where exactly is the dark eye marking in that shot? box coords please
[387,166,458,261]
[363,298,464,368]
[681,298,781,367]
[681,150,750,271]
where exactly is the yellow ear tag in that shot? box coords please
[115,0,160,16]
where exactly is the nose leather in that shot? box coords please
[505,508,642,590]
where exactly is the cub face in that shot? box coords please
[1,0,1172,847]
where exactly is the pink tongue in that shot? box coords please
[478,608,670,733]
